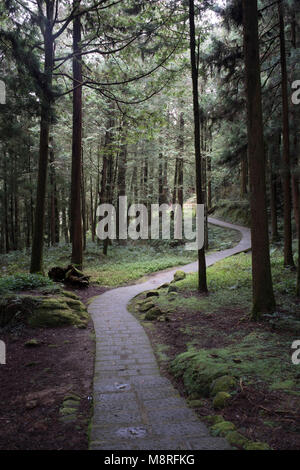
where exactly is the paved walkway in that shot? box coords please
[88,218,251,450]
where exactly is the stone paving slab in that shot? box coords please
[88,218,251,450]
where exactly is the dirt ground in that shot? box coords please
[0,285,106,450]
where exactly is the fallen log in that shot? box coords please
[48,265,90,288]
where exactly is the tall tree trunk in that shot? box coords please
[177,112,184,208]
[242,0,275,318]
[100,114,114,255]
[189,0,207,293]
[163,158,168,204]
[30,6,54,273]
[116,120,127,243]
[90,174,94,242]
[291,13,300,237]
[278,0,294,267]
[207,150,212,210]
[71,0,83,268]
[81,147,86,251]
[13,155,19,250]
[61,187,69,244]
[49,138,58,246]
[172,157,179,206]
[93,147,101,242]
[3,152,9,253]
[240,149,248,197]
[297,190,300,297]
[269,135,280,242]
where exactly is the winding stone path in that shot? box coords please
[88,218,251,450]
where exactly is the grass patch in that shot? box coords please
[0,273,55,295]
[214,199,251,227]
[0,223,240,287]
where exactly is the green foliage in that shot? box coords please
[214,199,251,227]
[0,273,54,294]
[165,250,298,316]
[208,225,241,251]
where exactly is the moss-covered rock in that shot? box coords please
[210,420,236,437]
[62,291,80,300]
[226,431,249,448]
[28,296,88,328]
[244,441,270,450]
[0,294,88,329]
[213,391,231,409]
[173,270,186,282]
[139,301,155,312]
[187,399,204,408]
[59,406,77,416]
[158,283,170,289]
[145,306,162,321]
[0,295,35,327]
[168,285,178,293]
[171,349,229,397]
[24,339,41,347]
[211,375,237,396]
[203,415,224,425]
[59,393,80,424]
[146,290,160,298]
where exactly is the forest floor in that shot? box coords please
[0,284,107,450]
[0,222,298,450]
[129,251,300,450]
[0,223,240,450]
[0,224,240,287]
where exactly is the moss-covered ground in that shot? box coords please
[129,251,300,450]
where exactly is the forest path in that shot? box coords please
[88,218,251,450]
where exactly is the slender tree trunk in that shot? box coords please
[93,147,100,241]
[116,120,127,243]
[177,112,184,208]
[71,0,83,268]
[269,135,280,242]
[291,13,300,237]
[81,147,86,251]
[240,150,248,197]
[172,157,179,206]
[61,188,69,244]
[202,120,208,250]
[163,158,168,204]
[278,0,294,267]
[49,139,58,246]
[3,153,9,253]
[242,0,275,318]
[189,0,207,293]
[30,9,54,273]
[13,155,19,250]
[100,114,114,255]
[159,152,164,206]
[297,190,300,297]
[90,174,94,242]
[207,153,212,210]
